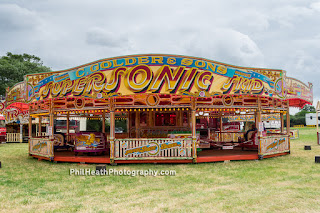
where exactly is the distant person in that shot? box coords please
[244,124,257,141]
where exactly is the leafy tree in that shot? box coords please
[302,105,316,112]
[86,119,110,132]
[115,119,127,132]
[295,105,315,117]
[86,118,127,132]
[86,120,103,132]
[293,105,315,125]
[0,52,51,96]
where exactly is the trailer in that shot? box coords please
[305,113,319,126]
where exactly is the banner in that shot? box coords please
[6,82,25,106]
[114,138,192,159]
[3,107,29,124]
[227,114,280,122]
[285,77,313,105]
[260,135,289,155]
[1,101,29,124]
[25,55,284,102]
[29,138,54,159]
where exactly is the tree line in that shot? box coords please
[0,52,51,97]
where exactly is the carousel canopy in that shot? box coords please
[4,54,313,108]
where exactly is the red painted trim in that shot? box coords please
[30,155,51,161]
[287,98,312,108]
[197,154,259,163]
[54,156,110,164]
[25,54,284,77]
[263,152,289,158]
[33,152,289,164]
[115,159,193,164]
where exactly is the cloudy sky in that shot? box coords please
[0,0,319,111]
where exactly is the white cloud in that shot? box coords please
[271,5,315,28]
[0,0,319,108]
[86,28,129,48]
[310,1,320,11]
[0,4,41,31]
[181,28,265,67]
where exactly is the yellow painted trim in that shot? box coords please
[30,112,49,117]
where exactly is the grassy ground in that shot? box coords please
[0,128,320,213]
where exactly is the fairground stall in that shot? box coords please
[5,54,313,164]
[1,84,29,143]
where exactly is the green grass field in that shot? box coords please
[1,128,320,212]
